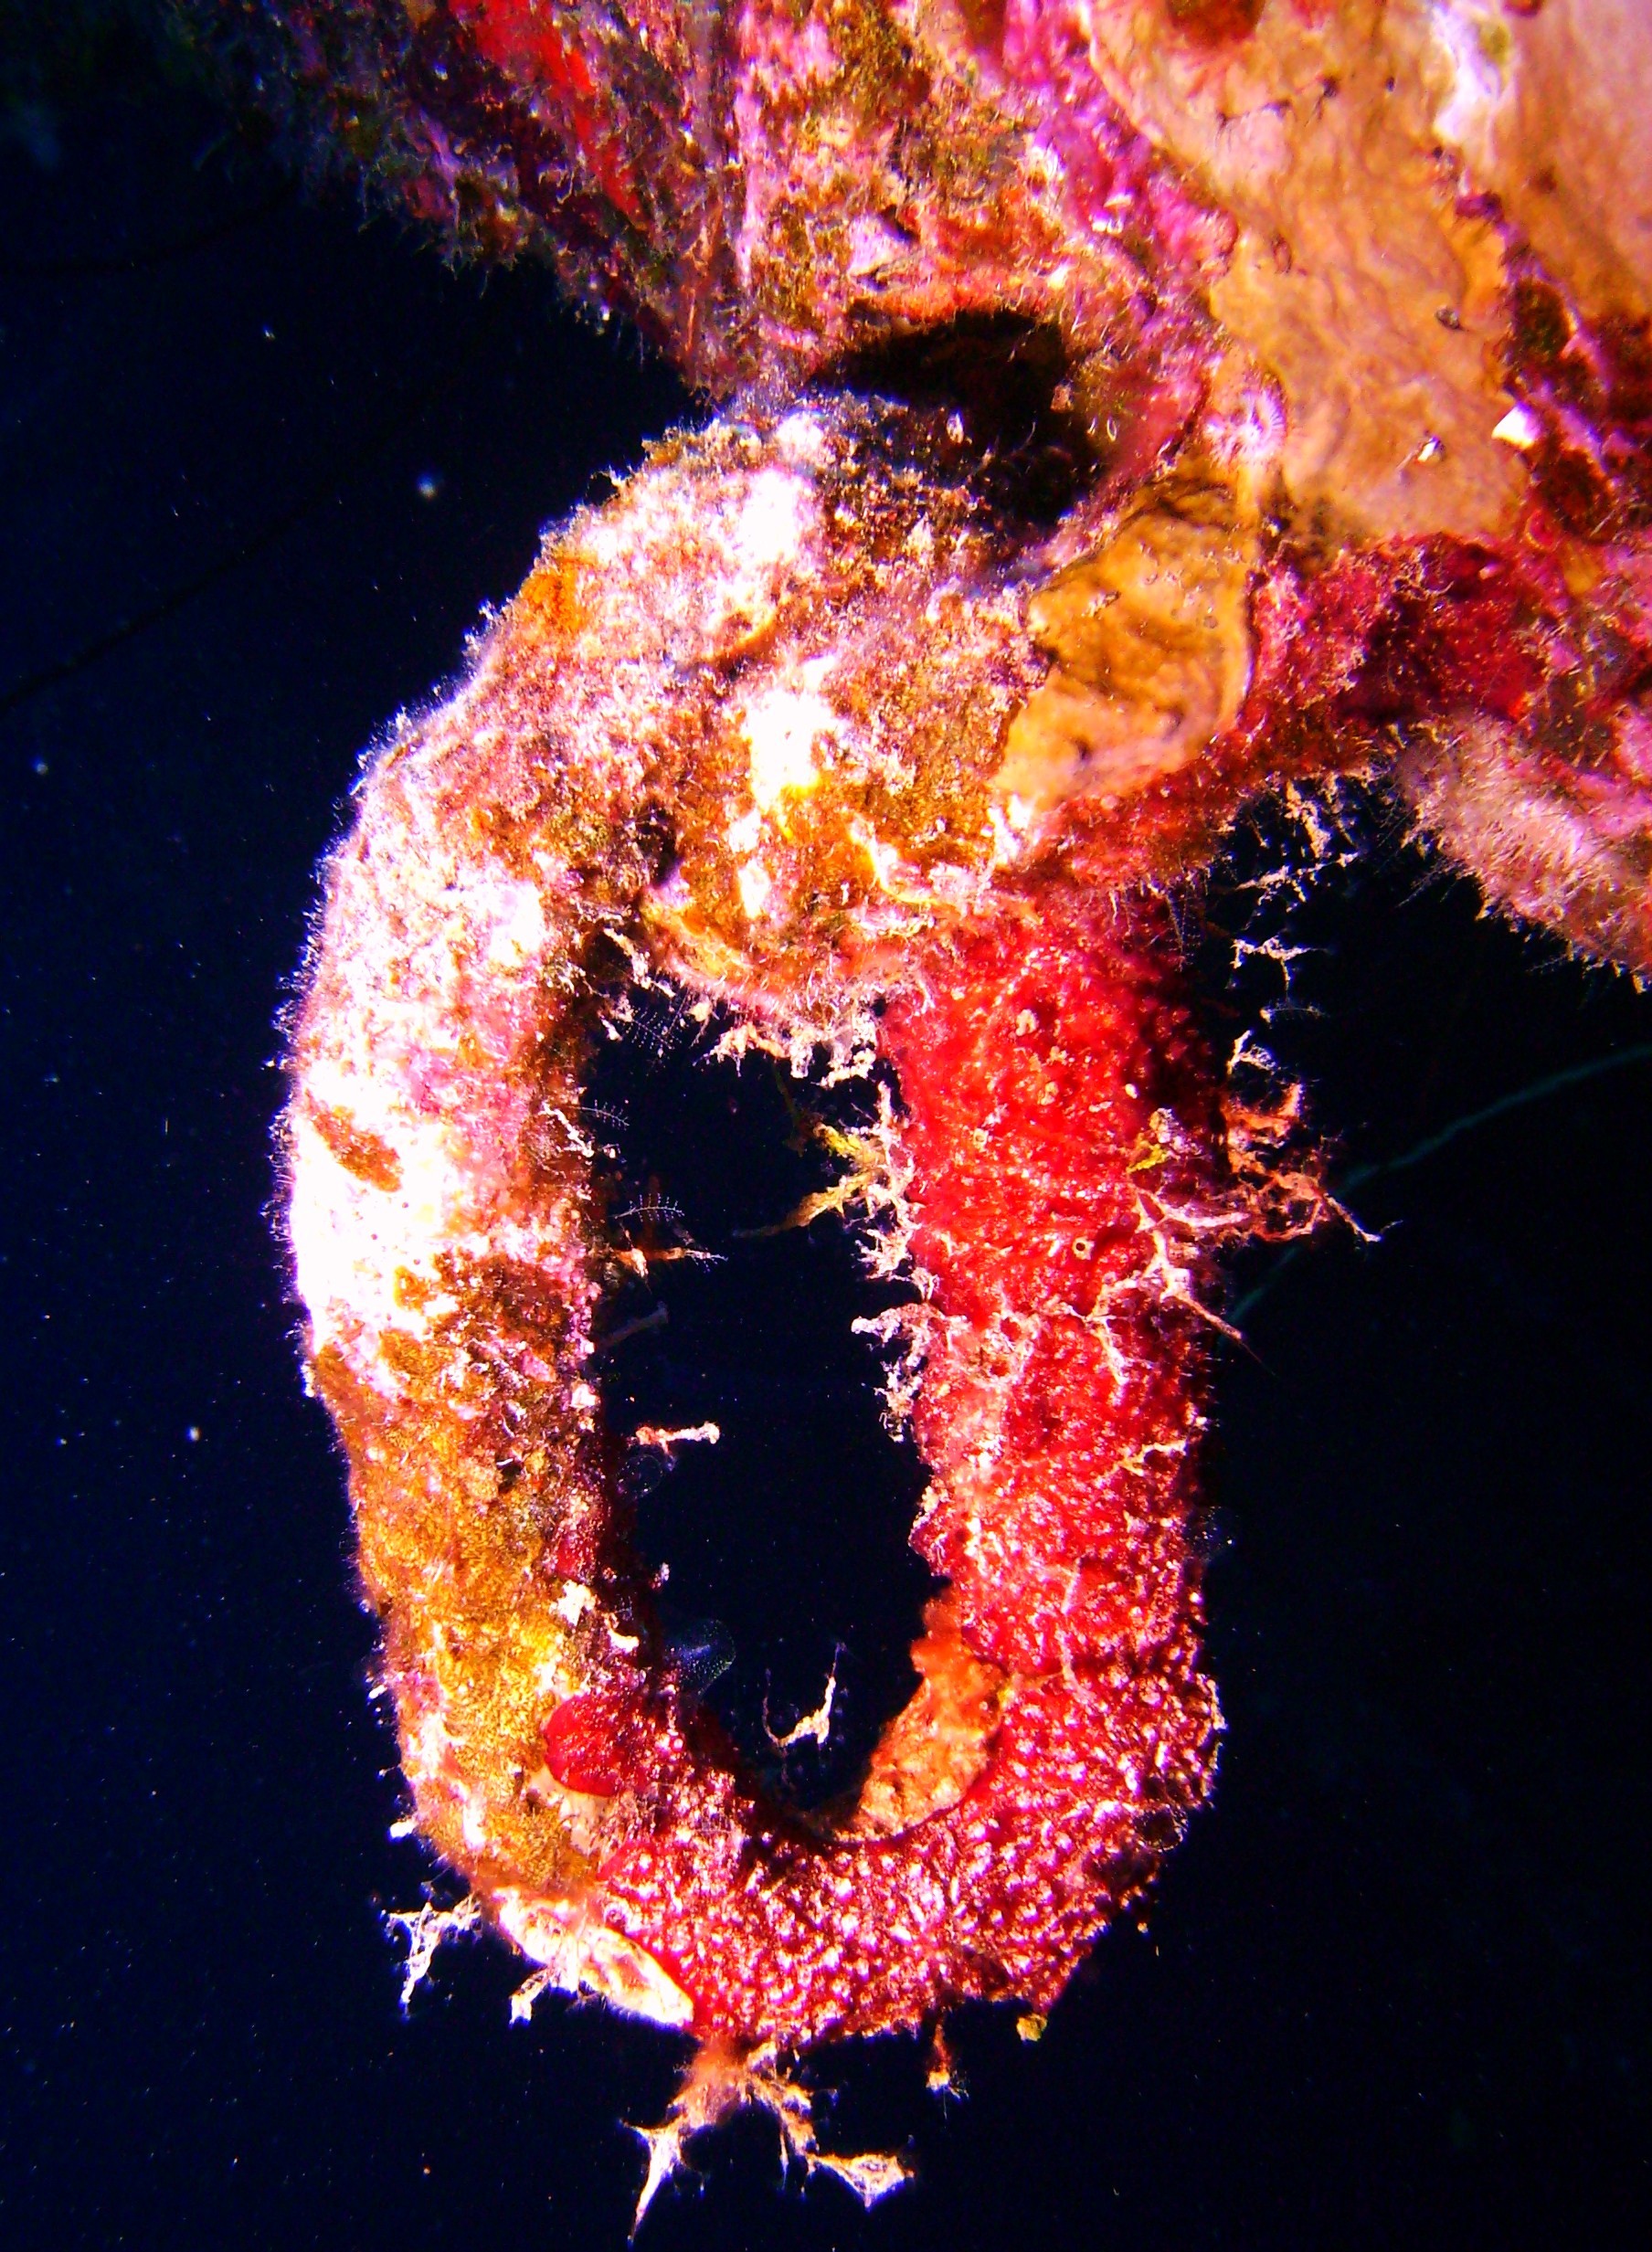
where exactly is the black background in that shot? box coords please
[3,43,1650,2252]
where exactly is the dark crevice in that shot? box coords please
[828,312,1102,526]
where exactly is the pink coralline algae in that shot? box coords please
[245,0,1652,2216]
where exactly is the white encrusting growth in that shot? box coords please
[732,463,813,581]
[1425,0,1508,153]
[740,662,837,811]
[383,1894,482,2013]
[493,1889,695,2029]
[482,876,550,969]
[737,858,775,919]
[1491,403,1541,451]
[287,1106,479,1364]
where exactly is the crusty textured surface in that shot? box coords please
[286,396,1242,2052]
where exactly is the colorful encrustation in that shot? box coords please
[228,0,1652,2214]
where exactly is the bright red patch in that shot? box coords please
[542,1688,658,1798]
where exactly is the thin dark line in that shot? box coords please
[0,180,297,280]
[1232,1039,1652,1324]
[0,340,481,720]
[2,500,334,717]
[1338,1040,1652,1189]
